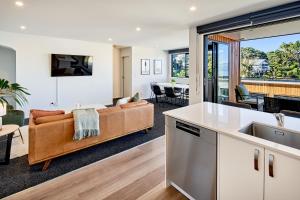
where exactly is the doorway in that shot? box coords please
[204,40,229,103]
[121,56,131,97]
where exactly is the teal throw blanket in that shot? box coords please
[73,108,100,141]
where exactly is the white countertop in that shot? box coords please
[164,102,300,159]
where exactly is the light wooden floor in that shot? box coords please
[5,136,188,200]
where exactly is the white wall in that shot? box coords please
[131,46,168,99]
[0,45,16,82]
[0,31,113,116]
[189,26,203,104]
[113,47,122,98]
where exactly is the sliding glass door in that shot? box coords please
[217,43,229,103]
[204,39,229,103]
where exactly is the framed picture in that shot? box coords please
[154,60,162,74]
[141,59,150,75]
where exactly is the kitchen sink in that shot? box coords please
[239,122,300,150]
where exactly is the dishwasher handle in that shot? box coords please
[176,121,200,137]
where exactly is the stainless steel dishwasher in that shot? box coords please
[166,117,217,200]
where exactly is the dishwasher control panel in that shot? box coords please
[176,121,200,137]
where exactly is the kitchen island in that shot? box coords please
[164,102,300,200]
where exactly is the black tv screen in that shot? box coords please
[51,54,93,77]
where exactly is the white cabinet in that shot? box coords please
[219,134,300,200]
[264,150,300,200]
[219,134,264,200]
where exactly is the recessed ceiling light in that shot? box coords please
[189,6,197,11]
[108,38,113,41]
[136,27,141,32]
[15,1,24,7]
[20,25,26,30]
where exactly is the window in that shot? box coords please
[171,52,189,78]
[240,33,300,82]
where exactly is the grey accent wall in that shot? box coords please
[0,45,16,82]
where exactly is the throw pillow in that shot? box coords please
[116,97,131,105]
[120,100,148,109]
[31,109,65,120]
[237,84,250,100]
[97,106,122,113]
[132,92,140,102]
[35,113,73,125]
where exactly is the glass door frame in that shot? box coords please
[203,35,230,103]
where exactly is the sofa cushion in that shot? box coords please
[97,106,122,113]
[120,100,148,109]
[31,109,65,120]
[236,84,250,100]
[116,97,132,105]
[35,113,73,125]
[132,92,140,102]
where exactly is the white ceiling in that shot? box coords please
[0,0,296,50]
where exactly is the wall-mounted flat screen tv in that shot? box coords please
[51,54,93,77]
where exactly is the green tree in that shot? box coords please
[240,59,254,78]
[208,52,212,79]
[266,41,300,80]
[241,47,268,60]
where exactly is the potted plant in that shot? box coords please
[171,78,176,87]
[0,78,30,108]
[0,79,30,133]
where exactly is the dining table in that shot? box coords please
[156,82,189,91]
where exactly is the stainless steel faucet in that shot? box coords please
[274,113,285,127]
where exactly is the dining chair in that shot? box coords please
[164,87,182,105]
[150,82,157,101]
[174,87,183,95]
[184,88,189,104]
[152,85,165,103]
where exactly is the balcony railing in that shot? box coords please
[242,79,300,98]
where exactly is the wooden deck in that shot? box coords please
[4,136,187,200]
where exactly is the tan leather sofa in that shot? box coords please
[28,100,154,170]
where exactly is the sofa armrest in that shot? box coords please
[28,119,69,165]
[123,103,154,133]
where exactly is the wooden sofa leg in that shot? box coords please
[144,127,152,134]
[42,159,52,171]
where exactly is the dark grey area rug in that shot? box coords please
[0,100,182,198]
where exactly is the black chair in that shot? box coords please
[164,87,181,105]
[152,85,165,103]
[174,87,183,94]
[184,88,189,103]
[264,96,300,113]
[150,82,157,101]
[235,87,265,110]
[280,110,300,118]
[263,97,281,113]
[222,101,252,109]
[174,87,184,102]
[274,95,300,101]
